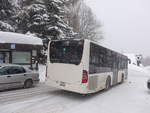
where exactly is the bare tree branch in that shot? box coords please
[66,0,103,42]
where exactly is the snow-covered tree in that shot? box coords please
[0,0,17,31]
[16,0,74,41]
[0,0,13,20]
[16,1,49,35]
[0,21,15,32]
[44,0,74,40]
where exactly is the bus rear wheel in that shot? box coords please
[121,74,124,83]
[147,83,150,90]
[105,77,111,90]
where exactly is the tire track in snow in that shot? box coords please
[0,84,56,105]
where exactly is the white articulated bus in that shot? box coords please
[46,39,128,94]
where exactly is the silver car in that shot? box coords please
[0,64,39,90]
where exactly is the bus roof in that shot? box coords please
[50,39,128,59]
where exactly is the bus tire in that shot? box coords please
[147,83,150,90]
[105,77,111,90]
[121,74,124,83]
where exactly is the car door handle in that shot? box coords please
[7,76,11,78]
[24,74,27,76]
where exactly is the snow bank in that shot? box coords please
[0,31,43,45]
[129,64,150,76]
[144,66,150,71]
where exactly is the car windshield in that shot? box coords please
[0,66,8,75]
[50,40,84,65]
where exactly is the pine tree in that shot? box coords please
[16,0,74,41]
[44,0,74,40]
[0,21,15,32]
[0,0,16,31]
[0,0,13,20]
[17,1,49,35]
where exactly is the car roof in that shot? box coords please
[0,64,34,72]
[0,63,24,67]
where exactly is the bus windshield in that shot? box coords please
[50,40,84,65]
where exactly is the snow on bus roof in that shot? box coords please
[0,31,43,45]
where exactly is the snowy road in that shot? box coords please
[0,84,55,105]
[0,65,150,113]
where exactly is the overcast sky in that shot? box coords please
[86,0,150,57]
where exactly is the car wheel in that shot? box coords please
[24,79,33,88]
[105,77,111,90]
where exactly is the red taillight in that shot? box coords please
[82,70,88,83]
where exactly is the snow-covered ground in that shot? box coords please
[145,66,150,71]
[0,64,150,113]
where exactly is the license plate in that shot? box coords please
[60,82,66,87]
